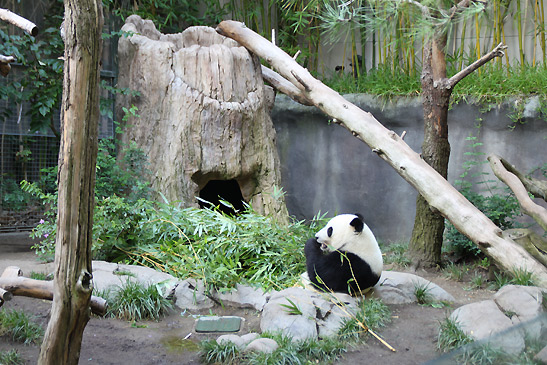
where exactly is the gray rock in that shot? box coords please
[372,284,414,304]
[450,300,525,354]
[494,285,546,338]
[214,284,270,311]
[91,260,177,296]
[174,278,214,310]
[260,287,358,341]
[534,344,547,364]
[240,333,261,345]
[260,287,317,341]
[217,334,245,349]
[373,271,455,304]
[244,338,279,354]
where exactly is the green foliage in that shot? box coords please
[0,178,33,211]
[103,0,225,32]
[24,139,153,261]
[324,63,422,96]
[0,26,64,136]
[0,309,44,345]
[414,282,433,305]
[279,298,302,316]
[443,262,470,282]
[511,267,537,286]
[126,203,323,291]
[95,139,152,201]
[199,340,239,364]
[97,280,173,321]
[381,241,411,267]
[488,268,537,290]
[0,350,23,365]
[437,317,473,353]
[338,298,391,342]
[468,273,487,289]
[444,136,521,258]
[29,271,49,281]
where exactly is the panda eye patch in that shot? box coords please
[327,227,333,237]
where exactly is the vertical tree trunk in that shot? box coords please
[408,36,452,268]
[38,0,103,364]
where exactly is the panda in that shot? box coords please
[304,213,383,296]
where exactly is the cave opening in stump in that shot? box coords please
[199,180,246,215]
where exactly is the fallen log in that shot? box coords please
[0,266,107,316]
[216,20,547,287]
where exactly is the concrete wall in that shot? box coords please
[271,94,547,242]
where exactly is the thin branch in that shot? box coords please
[0,8,38,36]
[497,157,547,201]
[261,65,313,106]
[447,43,506,89]
[488,154,547,232]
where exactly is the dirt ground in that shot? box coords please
[0,233,494,364]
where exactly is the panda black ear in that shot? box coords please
[350,216,364,233]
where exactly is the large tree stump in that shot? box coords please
[117,15,288,222]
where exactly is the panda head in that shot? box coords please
[315,213,366,252]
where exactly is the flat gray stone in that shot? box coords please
[260,287,318,341]
[494,285,546,338]
[214,284,270,311]
[174,278,214,310]
[217,334,245,349]
[91,260,178,296]
[450,300,525,354]
[240,333,260,345]
[244,338,279,354]
[374,271,455,304]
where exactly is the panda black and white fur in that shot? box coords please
[304,213,383,295]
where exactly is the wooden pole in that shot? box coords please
[38,0,103,363]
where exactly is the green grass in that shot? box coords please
[414,282,433,305]
[467,273,487,290]
[323,63,547,104]
[443,262,470,282]
[437,317,473,353]
[452,334,546,364]
[0,350,23,365]
[381,241,411,267]
[98,280,173,321]
[0,309,44,345]
[337,298,392,342]
[29,271,49,280]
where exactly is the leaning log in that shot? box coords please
[0,267,107,316]
[0,8,38,36]
[216,21,547,287]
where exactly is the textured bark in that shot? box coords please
[38,0,103,363]
[408,37,451,268]
[215,20,547,287]
[117,16,288,222]
[503,229,547,267]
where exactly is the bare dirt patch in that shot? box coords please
[0,233,493,364]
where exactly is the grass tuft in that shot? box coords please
[0,350,23,365]
[99,280,173,321]
[437,316,473,353]
[381,242,411,267]
[0,309,44,345]
[414,282,433,305]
